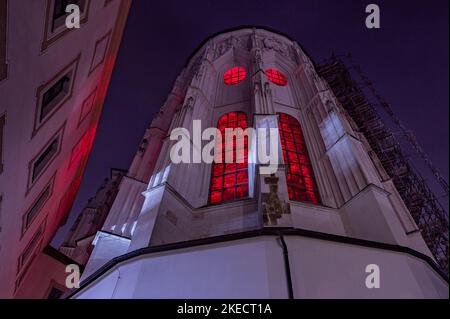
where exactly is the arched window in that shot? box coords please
[209,112,249,204]
[266,68,288,86]
[278,113,320,204]
[223,67,247,85]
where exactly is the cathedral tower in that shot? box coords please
[71,27,448,299]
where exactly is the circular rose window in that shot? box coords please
[266,68,288,86]
[224,67,247,85]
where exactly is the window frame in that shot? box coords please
[17,219,46,274]
[40,75,71,121]
[15,218,47,292]
[45,282,66,299]
[41,0,91,52]
[68,126,93,171]
[33,55,79,136]
[88,30,112,75]
[27,123,65,193]
[21,174,56,236]
[78,87,97,127]
[277,112,320,204]
[209,111,250,205]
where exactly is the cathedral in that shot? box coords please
[68,27,448,299]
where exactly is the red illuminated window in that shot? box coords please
[224,67,247,85]
[266,68,288,86]
[209,112,249,204]
[278,113,320,204]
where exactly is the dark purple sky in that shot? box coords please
[52,0,449,246]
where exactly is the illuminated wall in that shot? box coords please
[76,27,446,298]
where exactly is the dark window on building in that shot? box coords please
[30,134,61,185]
[23,180,53,233]
[47,286,64,299]
[209,112,249,204]
[52,0,86,31]
[18,222,44,271]
[278,113,320,204]
[41,75,70,122]
[34,57,78,134]
[32,139,58,182]
[0,0,7,81]
[0,114,5,174]
[53,0,72,20]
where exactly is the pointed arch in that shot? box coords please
[277,112,320,204]
[209,112,249,204]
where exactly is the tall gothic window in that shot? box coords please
[209,112,249,204]
[278,113,320,204]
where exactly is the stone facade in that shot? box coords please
[75,27,447,298]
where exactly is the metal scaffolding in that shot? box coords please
[317,56,449,274]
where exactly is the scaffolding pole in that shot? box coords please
[317,56,449,273]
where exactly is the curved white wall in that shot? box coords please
[73,235,448,299]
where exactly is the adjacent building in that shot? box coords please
[68,27,448,298]
[13,245,82,299]
[60,168,126,266]
[0,0,132,298]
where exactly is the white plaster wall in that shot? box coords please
[73,236,448,299]
[75,237,289,299]
[81,231,131,281]
[285,236,448,298]
[290,202,345,236]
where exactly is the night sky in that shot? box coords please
[52,0,449,246]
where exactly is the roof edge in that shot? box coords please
[183,25,316,68]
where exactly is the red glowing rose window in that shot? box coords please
[209,112,249,204]
[266,68,288,86]
[223,67,247,85]
[278,112,320,204]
